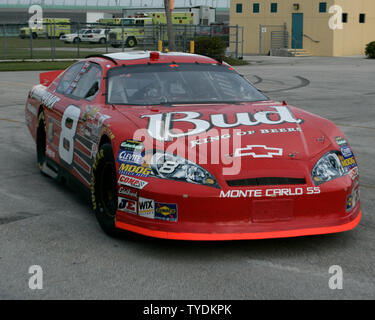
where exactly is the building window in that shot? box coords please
[271,3,278,13]
[319,2,327,13]
[359,13,366,23]
[236,3,243,13]
[253,3,260,13]
[342,13,348,23]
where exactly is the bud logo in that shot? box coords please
[118,197,137,215]
[142,106,303,141]
[118,175,148,189]
[233,145,283,158]
[138,197,155,219]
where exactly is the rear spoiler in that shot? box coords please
[39,70,64,87]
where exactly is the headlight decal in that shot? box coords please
[311,151,345,185]
[148,151,220,188]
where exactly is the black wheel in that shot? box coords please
[73,37,80,43]
[32,33,37,39]
[99,37,106,44]
[91,143,121,237]
[36,111,46,173]
[125,37,137,48]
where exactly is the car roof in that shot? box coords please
[100,51,219,65]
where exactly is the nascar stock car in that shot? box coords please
[25,51,361,240]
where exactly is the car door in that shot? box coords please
[45,61,104,187]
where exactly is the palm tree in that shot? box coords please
[164,0,176,51]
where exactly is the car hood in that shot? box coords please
[114,101,335,177]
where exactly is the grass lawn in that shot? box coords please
[0,61,76,72]
[0,48,106,60]
[0,37,111,60]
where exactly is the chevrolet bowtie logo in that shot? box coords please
[234,145,283,158]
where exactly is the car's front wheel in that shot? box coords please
[91,143,121,237]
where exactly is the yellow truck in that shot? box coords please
[19,18,70,39]
[104,13,194,48]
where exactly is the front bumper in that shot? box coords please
[116,210,361,240]
[115,174,361,240]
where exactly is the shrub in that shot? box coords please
[365,41,375,59]
[194,36,227,61]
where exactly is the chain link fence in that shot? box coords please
[0,22,242,60]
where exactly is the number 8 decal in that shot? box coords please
[59,105,81,165]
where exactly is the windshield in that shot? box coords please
[106,63,268,105]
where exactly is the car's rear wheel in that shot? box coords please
[36,111,46,174]
[91,143,121,237]
[99,37,106,44]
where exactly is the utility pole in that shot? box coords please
[164,0,176,51]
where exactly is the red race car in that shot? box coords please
[25,51,361,240]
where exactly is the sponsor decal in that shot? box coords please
[154,202,178,222]
[118,163,151,177]
[335,141,357,170]
[335,136,348,146]
[80,105,111,142]
[341,146,353,159]
[138,197,155,219]
[348,167,359,181]
[220,187,321,198]
[118,175,148,189]
[117,150,144,165]
[118,196,137,215]
[232,145,283,159]
[120,140,144,153]
[346,180,360,212]
[339,153,357,170]
[118,187,137,198]
[142,106,303,141]
[190,127,302,148]
[341,157,357,169]
[30,85,60,109]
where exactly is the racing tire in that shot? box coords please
[36,111,47,174]
[91,143,121,238]
[125,37,137,48]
